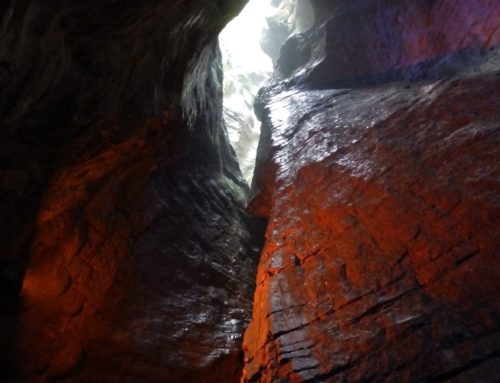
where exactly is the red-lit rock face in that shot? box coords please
[1,0,499,381]
[243,0,500,381]
[16,112,257,382]
[244,75,500,382]
[0,1,261,382]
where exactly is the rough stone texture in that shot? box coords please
[278,0,500,85]
[260,0,315,65]
[0,0,265,382]
[220,0,314,183]
[243,0,500,381]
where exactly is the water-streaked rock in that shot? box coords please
[243,0,500,381]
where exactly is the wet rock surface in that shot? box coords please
[260,0,315,65]
[243,0,500,381]
[1,0,499,381]
[278,0,500,86]
[220,0,316,183]
[0,0,264,382]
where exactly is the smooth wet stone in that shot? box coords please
[0,1,262,382]
[243,0,500,381]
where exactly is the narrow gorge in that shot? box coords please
[0,1,498,382]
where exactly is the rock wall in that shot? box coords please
[243,0,500,381]
[260,0,315,65]
[278,0,500,84]
[0,1,265,382]
[220,0,315,183]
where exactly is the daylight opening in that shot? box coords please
[219,0,315,183]
[219,0,273,183]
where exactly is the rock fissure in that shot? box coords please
[0,0,499,382]
[429,349,500,382]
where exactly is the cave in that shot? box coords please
[0,1,499,382]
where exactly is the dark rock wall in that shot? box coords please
[278,0,500,85]
[0,0,264,382]
[244,0,500,381]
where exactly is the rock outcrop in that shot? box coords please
[243,0,500,381]
[260,0,315,65]
[0,1,264,382]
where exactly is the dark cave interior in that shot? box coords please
[0,0,499,382]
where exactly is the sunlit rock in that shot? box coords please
[219,0,274,183]
[261,0,315,64]
[219,0,314,183]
